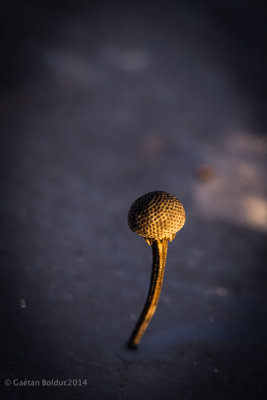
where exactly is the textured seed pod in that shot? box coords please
[128,191,185,244]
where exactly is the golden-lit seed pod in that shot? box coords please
[127,191,186,349]
[128,191,185,245]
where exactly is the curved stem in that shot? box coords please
[128,238,168,349]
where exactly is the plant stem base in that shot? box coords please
[127,238,168,349]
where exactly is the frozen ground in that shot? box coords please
[1,1,267,399]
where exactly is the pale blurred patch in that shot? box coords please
[242,196,267,231]
[20,299,26,308]
[205,287,228,297]
[194,130,267,231]
[102,46,149,71]
[225,130,267,155]
[42,49,98,86]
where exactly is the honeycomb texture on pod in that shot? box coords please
[128,191,186,241]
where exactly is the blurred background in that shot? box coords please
[1,1,267,399]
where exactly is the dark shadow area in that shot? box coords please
[1,1,267,130]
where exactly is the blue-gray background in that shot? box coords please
[1,1,267,399]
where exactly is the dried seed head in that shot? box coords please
[128,191,185,244]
